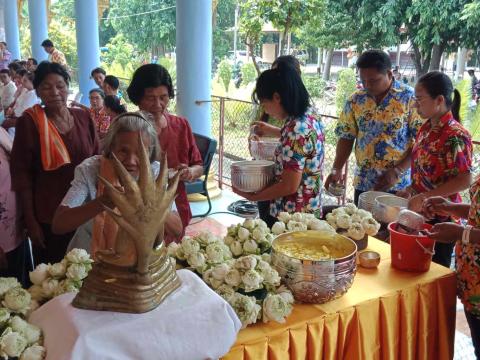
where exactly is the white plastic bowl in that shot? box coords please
[249,138,279,161]
[231,160,275,192]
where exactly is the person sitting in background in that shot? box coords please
[397,71,472,268]
[26,58,37,72]
[127,64,203,233]
[103,75,120,97]
[52,112,184,254]
[103,94,127,119]
[0,69,16,111]
[10,61,99,265]
[41,39,67,67]
[7,62,22,80]
[91,67,106,89]
[234,66,325,227]
[0,42,12,71]
[72,88,111,140]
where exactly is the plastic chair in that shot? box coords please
[185,133,217,218]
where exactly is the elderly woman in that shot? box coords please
[234,66,324,227]
[10,61,99,265]
[127,64,203,232]
[52,112,183,253]
[72,88,111,140]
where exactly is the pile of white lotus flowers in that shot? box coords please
[28,249,93,305]
[224,219,275,256]
[325,204,380,240]
[0,278,44,359]
[271,212,336,235]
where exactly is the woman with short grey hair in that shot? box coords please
[52,111,183,255]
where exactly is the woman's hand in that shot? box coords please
[176,165,195,182]
[396,187,412,199]
[408,193,426,213]
[26,220,45,248]
[374,168,399,191]
[425,222,463,244]
[422,196,453,219]
[250,121,280,138]
[232,187,260,201]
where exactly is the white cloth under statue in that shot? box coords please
[29,270,241,360]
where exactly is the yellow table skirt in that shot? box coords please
[223,238,456,360]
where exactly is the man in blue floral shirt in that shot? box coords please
[325,50,423,204]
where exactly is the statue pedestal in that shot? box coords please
[29,270,241,360]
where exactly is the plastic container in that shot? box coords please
[388,222,434,272]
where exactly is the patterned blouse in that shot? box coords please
[270,110,324,218]
[90,108,111,139]
[335,80,424,191]
[457,177,480,317]
[411,111,472,202]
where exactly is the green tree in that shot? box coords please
[239,1,264,74]
[241,63,257,85]
[217,59,232,92]
[335,68,357,116]
[213,0,236,63]
[107,0,176,56]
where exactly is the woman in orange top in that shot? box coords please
[10,61,99,265]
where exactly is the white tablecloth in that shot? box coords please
[29,270,241,360]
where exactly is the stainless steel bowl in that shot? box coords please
[397,209,425,231]
[358,191,390,212]
[231,160,275,192]
[271,230,357,304]
[249,138,279,161]
[372,195,408,224]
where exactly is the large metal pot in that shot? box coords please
[372,195,408,224]
[231,160,275,192]
[271,230,357,304]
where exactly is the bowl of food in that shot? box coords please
[358,251,380,269]
[249,137,278,161]
[231,160,275,193]
[271,230,357,303]
[372,195,408,224]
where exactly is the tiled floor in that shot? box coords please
[189,187,477,358]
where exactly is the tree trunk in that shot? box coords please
[248,41,261,75]
[322,49,334,81]
[412,43,431,79]
[429,44,445,71]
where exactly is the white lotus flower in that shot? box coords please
[348,222,366,240]
[344,203,357,215]
[277,212,291,223]
[287,221,307,232]
[356,209,371,219]
[175,246,187,261]
[237,227,250,242]
[229,241,244,257]
[196,232,217,246]
[215,285,236,302]
[41,279,59,299]
[325,213,337,228]
[181,237,201,256]
[25,300,40,319]
[271,222,286,235]
[3,288,31,314]
[20,344,46,360]
[255,219,268,230]
[27,285,44,302]
[336,213,352,229]
[9,317,40,345]
[302,213,316,221]
[361,217,381,236]
[224,269,242,287]
[227,225,239,237]
[230,293,261,329]
[262,293,293,323]
[211,263,230,281]
[276,285,295,304]
[252,228,266,242]
[308,219,335,232]
[243,239,259,254]
[48,262,67,278]
[350,213,363,224]
[66,263,89,281]
[0,309,10,325]
[243,219,256,231]
[187,252,206,269]
[261,253,271,264]
[235,255,257,270]
[255,260,271,274]
[241,269,263,292]
[206,243,225,264]
[29,265,50,286]
[223,235,235,246]
[0,329,27,358]
[167,242,180,257]
[65,248,92,264]
[291,212,304,222]
[262,269,281,287]
[9,316,27,333]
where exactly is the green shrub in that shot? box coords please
[217,59,233,92]
[241,63,257,85]
[335,68,357,116]
[454,79,472,123]
[302,75,326,99]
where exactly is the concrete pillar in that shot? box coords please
[455,47,468,80]
[396,42,401,68]
[176,0,212,137]
[4,0,20,59]
[28,0,48,62]
[75,0,100,105]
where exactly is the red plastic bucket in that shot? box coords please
[388,222,435,272]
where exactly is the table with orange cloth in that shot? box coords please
[223,237,456,360]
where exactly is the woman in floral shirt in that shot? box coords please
[398,71,472,267]
[72,88,111,141]
[233,67,324,227]
[424,179,480,357]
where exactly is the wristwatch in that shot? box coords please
[462,225,473,245]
